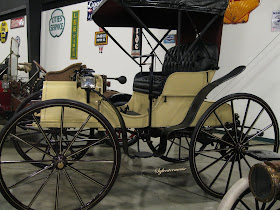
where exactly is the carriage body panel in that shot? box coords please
[41,70,232,129]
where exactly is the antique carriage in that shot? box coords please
[0,0,279,209]
[0,38,47,118]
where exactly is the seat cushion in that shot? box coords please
[162,42,219,76]
[133,42,219,97]
[133,72,167,97]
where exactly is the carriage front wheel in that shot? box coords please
[190,93,279,198]
[0,99,120,209]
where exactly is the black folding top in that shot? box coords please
[120,0,228,14]
[92,0,229,28]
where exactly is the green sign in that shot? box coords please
[70,10,80,59]
[49,9,65,38]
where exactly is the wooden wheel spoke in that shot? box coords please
[214,111,237,145]
[209,153,235,188]
[63,115,91,156]
[32,114,57,156]
[28,168,55,207]
[198,149,233,174]
[67,165,104,188]
[201,130,234,147]
[240,99,251,141]
[165,138,175,157]
[55,170,61,210]
[9,164,53,190]
[66,138,105,159]
[63,169,85,207]
[242,124,272,145]
[224,155,236,193]
[10,133,53,158]
[241,108,264,143]
[240,199,252,210]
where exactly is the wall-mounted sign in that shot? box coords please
[164,35,176,44]
[87,0,103,21]
[11,17,25,29]
[49,9,65,38]
[95,31,108,46]
[70,10,80,59]
[224,0,260,24]
[272,11,280,32]
[1,21,8,43]
[131,28,142,56]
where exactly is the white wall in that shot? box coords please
[1,1,279,121]
[208,0,280,121]
[40,2,174,94]
[0,17,28,80]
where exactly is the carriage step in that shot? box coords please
[245,150,280,161]
[134,151,153,158]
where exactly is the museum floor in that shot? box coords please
[0,147,221,210]
[0,121,274,210]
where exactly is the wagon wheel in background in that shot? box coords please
[190,93,279,198]
[230,188,279,210]
[104,128,138,147]
[0,99,120,209]
[147,130,192,163]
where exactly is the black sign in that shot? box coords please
[131,28,142,56]
[95,31,108,45]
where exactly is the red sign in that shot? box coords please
[11,17,25,29]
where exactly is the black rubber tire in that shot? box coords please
[231,188,279,210]
[0,99,121,209]
[190,93,279,198]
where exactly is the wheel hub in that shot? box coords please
[53,154,67,170]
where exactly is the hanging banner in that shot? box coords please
[272,11,280,32]
[11,16,25,29]
[131,28,142,56]
[1,21,8,43]
[49,9,65,38]
[70,10,80,59]
[87,0,103,21]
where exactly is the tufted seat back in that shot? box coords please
[133,42,219,97]
[162,42,219,76]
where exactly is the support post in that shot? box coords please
[26,0,42,81]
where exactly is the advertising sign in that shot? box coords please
[164,35,176,44]
[11,17,25,29]
[95,31,108,46]
[87,0,103,21]
[1,21,8,43]
[131,28,142,56]
[71,10,80,59]
[49,9,65,38]
[272,11,280,32]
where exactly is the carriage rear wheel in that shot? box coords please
[0,99,120,209]
[190,93,279,198]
